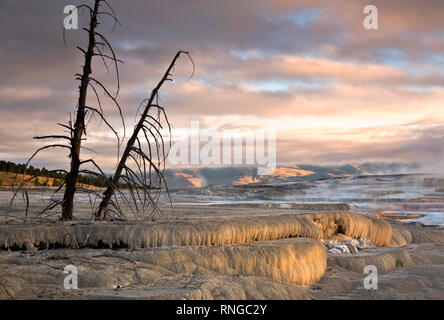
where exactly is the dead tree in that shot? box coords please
[10,0,124,221]
[95,51,193,220]
[60,1,102,220]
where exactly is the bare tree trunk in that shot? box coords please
[10,0,123,223]
[95,51,187,220]
[61,0,100,220]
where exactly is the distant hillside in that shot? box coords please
[0,171,97,188]
[0,171,57,187]
[163,162,421,189]
[0,160,422,190]
[0,160,106,188]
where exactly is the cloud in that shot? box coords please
[1,0,444,172]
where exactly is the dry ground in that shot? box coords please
[0,206,443,300]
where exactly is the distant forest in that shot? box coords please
[0,160,109,187]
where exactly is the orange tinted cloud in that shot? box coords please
[1,0,444,171]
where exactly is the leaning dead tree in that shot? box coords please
[10,0,124,221]
[95,51,193,220]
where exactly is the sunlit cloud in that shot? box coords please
[1,0,444,172]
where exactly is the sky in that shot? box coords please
[1,0,444,172]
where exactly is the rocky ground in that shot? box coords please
[0,205,443,300]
